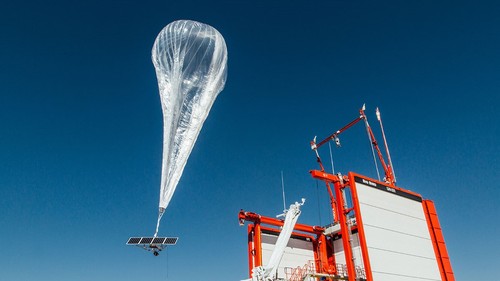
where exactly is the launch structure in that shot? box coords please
[239,105,455,281]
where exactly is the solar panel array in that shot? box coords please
[127,237,178,245]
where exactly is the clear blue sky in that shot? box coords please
[1,0,499,280]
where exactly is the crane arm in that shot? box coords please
[312,105,396,186]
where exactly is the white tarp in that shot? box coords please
[246,199,305,281]
[152,20,228,216]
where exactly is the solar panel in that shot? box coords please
[164,237,178,245]
[126,237,178,245]
[139,237,153,244]
[127,237,142,244]
[153,237,166,244]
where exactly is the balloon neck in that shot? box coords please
[154,208,166,239]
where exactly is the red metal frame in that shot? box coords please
[239,106,455,281]
[247,224,256,272]
[332,176,357,281]
[246,223,263,273]
[310,170,367,281]
[239,211,324,235]
[423,200,455,281]
[347,172,375,281]
[347,172,456,281]
[242,170,455,281]
[239,210,334,278]
[310,171,428,281]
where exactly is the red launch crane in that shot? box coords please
[239,104,455,281]
[310,104,396,186]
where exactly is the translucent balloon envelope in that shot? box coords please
[152,20,228,213]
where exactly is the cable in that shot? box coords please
[165,246,169,281]
[315,180,322,226]
[328,141,335,174]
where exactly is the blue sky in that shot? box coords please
[0,0,499,280]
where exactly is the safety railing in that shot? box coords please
[285,260,316,281]
[285,261,366,281]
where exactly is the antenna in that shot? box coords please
[281,171,287,212]
[376,107,396,184]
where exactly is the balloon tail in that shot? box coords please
[153,208,165,239]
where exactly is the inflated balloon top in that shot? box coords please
[152,20,228,217]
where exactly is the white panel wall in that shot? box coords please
[333,236,345,264]
[355,180,441,281]
[261,233,315,279]
[333,232,364,268]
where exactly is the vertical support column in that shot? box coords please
[349,173,373,281]
[247,223,263,277]
[333,180,356,281]
[317,234,335,274]
[313,238,321,273]
[325,236,337,275]
[247,224,255,278]
[254,223,262,268]
[325,182,339,223]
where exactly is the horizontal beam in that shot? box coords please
[238,210,324,234]
[310,170,340,183]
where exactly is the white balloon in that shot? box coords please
[152,20,228,212]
